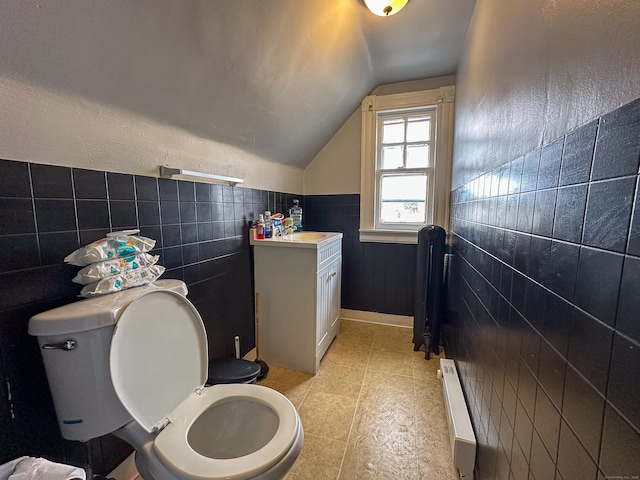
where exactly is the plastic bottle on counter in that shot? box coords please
[271,213,283,236]
[256,214,265,239]
[289,199,303,232]
[264,211,273,238]
[283,217,294,234]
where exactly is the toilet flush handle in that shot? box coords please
[42,339,77,351]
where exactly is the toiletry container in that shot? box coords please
[264,211,273,239]
[289,200,302,232]
[256,214,265,239]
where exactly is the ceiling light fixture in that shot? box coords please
[362,0,411,16]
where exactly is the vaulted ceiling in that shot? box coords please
[0,0,475,169]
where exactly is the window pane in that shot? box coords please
[380,174,427,224]
[381,146,403,169]
[406,144,429,168]
[382,119,404,144]
[406,116,430,142]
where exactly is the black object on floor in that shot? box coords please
[206,358,261,385]
[254,292,270,380]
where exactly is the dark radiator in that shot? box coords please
[412,224,446,359]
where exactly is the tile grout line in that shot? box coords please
[335,335,374,480]
[293,371,316,411]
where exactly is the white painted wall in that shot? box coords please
[303,75,456,195]
[0,77,303,192]
[303,108,361,195]
[452,0,640,188]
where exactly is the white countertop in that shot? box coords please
[249,231,343,249]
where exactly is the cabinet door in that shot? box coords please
[316,256,342,361]
[328,256,342,337]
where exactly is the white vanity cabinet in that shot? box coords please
[250,232,342,374]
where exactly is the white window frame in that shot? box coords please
[360,86,455,244]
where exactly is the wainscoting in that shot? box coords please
[0,159,298,473]
[446,98,640,479]
[305,194,417,316]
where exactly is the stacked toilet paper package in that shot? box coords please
[0,456,85,480]
[64,230,164,297]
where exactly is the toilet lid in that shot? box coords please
[110,290,208,432]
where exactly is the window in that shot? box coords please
[376,110,435,228]
[360,87,454,244]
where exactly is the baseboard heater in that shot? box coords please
[438,358,476,479]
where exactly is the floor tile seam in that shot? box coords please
[359,369,418,416]
[265,375,316,393]
[413,372,438,386]
[298,429,350,447]
[411,378,442,451]
[301,431,349,446]
[317,360,369,374]
[371,335,413,345]
[369,342,415,353]
[303,388,361,406]
[412,362,441,382]
[317,360,368,373]
[336,357,370,480]
[362,343,374,370]
[289,432,346,480]
[365,365,414,377]
[306,389,362,401]
[331,336,375,352]
[267,372,315,410]
[314,340,368,446]
[293,372,318,410]
[295,386,312,411]
[310,339,372,399]
[316,363,366,390]
[385,379,421,439]
[370,346,416,355]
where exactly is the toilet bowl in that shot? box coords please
[29,281,303,480]
[112,385,303,480]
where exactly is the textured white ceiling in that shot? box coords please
[0,0,475,168]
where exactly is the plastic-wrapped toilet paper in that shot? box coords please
[3,457,85,480]
[64,230,155,266]
[79,264,165,297]
[72,253,159,285]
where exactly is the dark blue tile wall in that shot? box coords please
[0,160,298,474]
[446,97,640,479]
[305,194,417,316]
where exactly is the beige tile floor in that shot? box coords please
[257,320,458,480]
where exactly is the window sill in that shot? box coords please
[359,229,418,244]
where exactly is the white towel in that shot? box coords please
[8,457,85,480]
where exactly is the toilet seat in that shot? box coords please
[153,384,300,480]
[109,290,301,480]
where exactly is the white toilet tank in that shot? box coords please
[28,280,188,442]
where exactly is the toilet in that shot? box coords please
[28,280,303,480]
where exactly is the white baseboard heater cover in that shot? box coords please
[438,358,476,479]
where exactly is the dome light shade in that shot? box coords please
[363,0,411,16]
